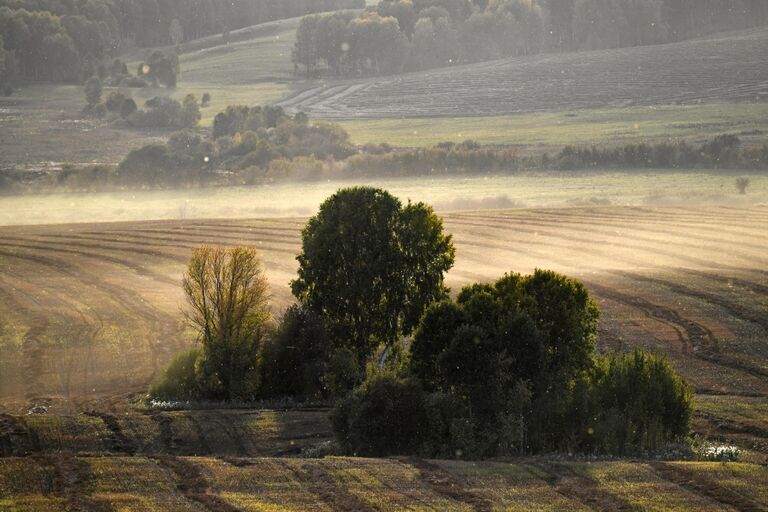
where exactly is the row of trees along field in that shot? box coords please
[293,0,768,76]
[150,187,694,458]
[0,0,364,86]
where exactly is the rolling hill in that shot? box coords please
[277,27,768,119]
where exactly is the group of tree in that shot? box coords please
[293,0,768,76]
[0,0,363,88]
[81,77,200,128]
[115,105,351,188]
[150,187,694,458]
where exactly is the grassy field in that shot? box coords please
[1,455,766,511]
[336,103,768,150]
[0,203,766,457]
[277,27,768,119]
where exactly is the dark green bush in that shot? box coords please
[332,374,428,456]
[260,305,329,400]
[148,348,201,401]
[575,350,694,455]
[323,347,361,396]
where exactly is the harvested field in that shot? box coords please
[277,27,768,119]
[1,456,767,511]
[0,204,766,453]
[0,409,332,457]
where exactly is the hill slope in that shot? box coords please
[277,27,768,119]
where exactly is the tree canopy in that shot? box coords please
[292,187,455,369]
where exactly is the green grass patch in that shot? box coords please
[337,104,768,149]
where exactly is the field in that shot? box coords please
[278,27,768,119]
[1,455,767,511]
[5,20,768,174]
[0,200,766,459]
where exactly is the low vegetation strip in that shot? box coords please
[2,457,768,511]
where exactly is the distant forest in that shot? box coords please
[293,0,768,76]
[0,0,363,87]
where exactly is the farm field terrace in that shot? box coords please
[0,455,766,511]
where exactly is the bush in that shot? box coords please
[148,348,201,400]
[580,350,694,455]
[332,374,428,456]
[323,347,360,396]
[260,305,329,400]
[105,91,129,113]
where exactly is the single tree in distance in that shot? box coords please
[292,187,455,372]
[84,76,102,106]
[183,246,270,400]
[735,177,750,195]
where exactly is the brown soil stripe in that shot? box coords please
[83,411,137,455]
[532,462,637,512]
[154,455,241,512]
[283,459,377,512]
[53,452,115,512]
[650,462,767,512]
[612,271,768,332]
[588,282,768,380]
[450,212,768,255]
[0,239,179,285]
[403,457,493,512]
[447,217,768,271]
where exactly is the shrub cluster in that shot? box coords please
[333,270,694,458]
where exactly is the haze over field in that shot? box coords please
[1,0,768,508]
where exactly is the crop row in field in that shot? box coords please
[1,456,767,511]
[278,26,768,119]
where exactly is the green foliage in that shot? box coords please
[148,348,202,401]
[323,347,361,396]
[292,187,455,368]
[105,91,128,113]
[180,94,201,128]
[332,373,429,456]
[83,76,102,106]
[295,0,768,78]
[571,350,694,455]
[260,305,329,400]
[182,246,271,400]
[371,270,691,458]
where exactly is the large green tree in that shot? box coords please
[292,187,455,369]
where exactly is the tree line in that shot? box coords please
[5,102,766,192]
[293,0,768,76]
[149,187,694,458]
[0,0,363,88]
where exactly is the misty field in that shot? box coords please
[0,201,766,457]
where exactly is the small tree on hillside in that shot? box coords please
[183,246,271,400]
[735,177,750,195]
[84,76,102,106]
